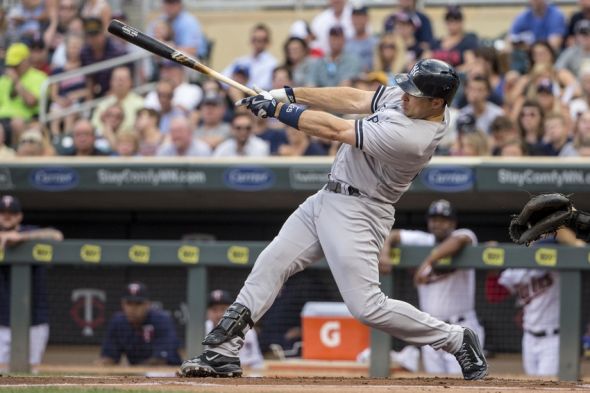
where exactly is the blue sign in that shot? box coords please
[419,166,474,192]
[29,167,79,191]
[223,167,275,191]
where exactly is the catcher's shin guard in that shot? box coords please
[570,210,590,242]
[203,303,254,345]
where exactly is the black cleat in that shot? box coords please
[179,350,242,378]
[454,328,488,380]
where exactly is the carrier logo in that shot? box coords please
[29,167,79,191]
[419,166,474,192]
[223,167,275,191]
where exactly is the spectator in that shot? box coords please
[144,60,203,115]
[307,25,362,87]
[59,118,108,156]
[564,0,590,47]
[48,33,87,139]
[91,66,144,138]
[310,0,355,56]
[372,34,403,85]
[194,93,231,150]
[458,75,504,134]
[29,38,49,74]
[516,99,546,151]
[278,126,327,156]
[16,128,52,157]
[252,116,288,156]
[80,0,111,35]
[461,47,507,107]
[213,113,269,157]
[156,115,211,157]
[6,0,48,44]
[136,108,164,157]
[0,42,47,147]
[98,282,182,366]
[509,0,566,52]
[0,125,15,158]
[0,195,63,373]
[143,20,175,82]
[222,24,278,91]
[556,20,590,78]
[392,11,425,71]
[346,5,377,72]
[383,0,434,50]
[44,0,80,64]
[206,290,264,370]
[539,111,577,156]
[430,6,478,70]
[500,139,529,156]
[573,110,590,149]
[112,131,139,157]
[225,64,251,107]
[148,80,186,134]
[282,37,315,87]
[569,66,590,119]
[519,73,573,126]
[152,0,206,59]
[94,103,126,150]
[489,116,522,155]
[80,17,127,98]
[379,199,484,375]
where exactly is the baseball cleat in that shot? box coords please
[179,350,242,378]
[454,328,488,380]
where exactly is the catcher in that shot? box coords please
[509,193,590,245]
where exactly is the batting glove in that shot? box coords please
[236,87,277,119]
[269,86,296,104]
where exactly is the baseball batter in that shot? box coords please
[380,199,485,374]
[179,59,488,380]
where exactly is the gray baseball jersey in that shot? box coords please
[211,85,465,361]
[331,85,450,203]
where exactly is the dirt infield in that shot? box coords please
[1,376,589,393]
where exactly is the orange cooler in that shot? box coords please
[301,302,369,360]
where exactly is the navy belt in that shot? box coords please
[526,328,559,337]
[324,181,361,196]
[444,316,466,324]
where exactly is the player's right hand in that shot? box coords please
[269,86,296,104]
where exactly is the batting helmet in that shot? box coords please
[394,59,460,104]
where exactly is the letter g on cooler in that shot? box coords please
[319,321,341,348]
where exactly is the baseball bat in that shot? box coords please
[107,19,257,96]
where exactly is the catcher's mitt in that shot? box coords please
[509,193,573,245]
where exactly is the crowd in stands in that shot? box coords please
[2,0,590,158]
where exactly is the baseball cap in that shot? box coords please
[575,19,590,35]
[445,5,463,21]
[232,64,250,79]
[536,79,554,94]
[0,195,22,214]
[456,112,477,134]
[394,11,421,28]
[83,17,103,35]
[201,92,225,106]
[5,43,30,67]
[427,199,456,219]
[208,289,233,307]
[329,25,344,36]
[122,282,149,302]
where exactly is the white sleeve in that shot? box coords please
[399,230,435,246]
[451,228,478,245]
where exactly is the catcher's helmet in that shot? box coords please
[394,59,459,104]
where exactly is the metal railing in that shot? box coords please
[38,50,151,127]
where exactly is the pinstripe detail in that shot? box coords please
[371,85,385,113]
[354,120,363,150]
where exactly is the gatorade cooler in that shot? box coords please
[301,302,369,360]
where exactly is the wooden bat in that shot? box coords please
[107,19,257,96]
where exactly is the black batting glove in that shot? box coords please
[236,87,278,119]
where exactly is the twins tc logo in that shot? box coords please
[70,289,106,337]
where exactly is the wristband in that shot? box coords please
[278,104,306,129]
[284,86,296,103]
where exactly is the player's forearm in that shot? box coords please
[293,87,373,114]
[21,228,64,242]
[427,236,469,264]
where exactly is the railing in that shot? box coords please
[38,50,151,127]
[3,240,585,381]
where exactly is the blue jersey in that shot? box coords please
[0,225,49,327]
[100,308,182,365]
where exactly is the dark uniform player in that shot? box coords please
[98,282,181,366]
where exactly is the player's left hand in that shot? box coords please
[413,261,432,285]
[236,86,277,119]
